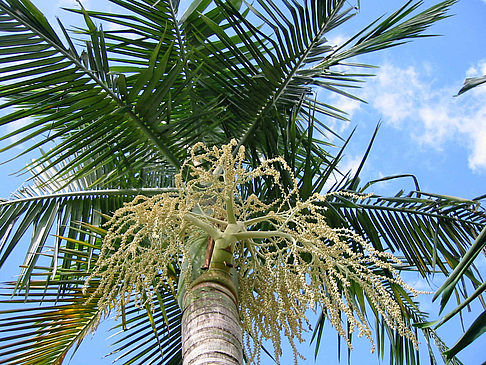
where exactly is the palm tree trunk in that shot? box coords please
[181,271,242,364]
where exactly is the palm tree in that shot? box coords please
[0,0,484,364]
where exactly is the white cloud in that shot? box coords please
[363,61,486,173]
[326,34,349,50]
[466,60,486,77]
[369,64,429,127]
[332,93,362,120]
[341,154,362,175]
[469,125,486,170]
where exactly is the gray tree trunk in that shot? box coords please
[181,279,242,365]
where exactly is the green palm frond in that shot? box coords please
[414,226,486,361]
[0,0,457,190]
[180,0,456,152]
[0,0,183,185]
[456,75,486,96]
[333,192,484,363]
[322,0,455,65]
[0,222,104,365]
[107,285,182,365]
[322,126,485,284]
[311,188,484,364]
[0,222,182,365]
[327,192,485,279]
[0,155,177,284]
[0,280,101,365]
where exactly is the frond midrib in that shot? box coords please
[0,2,181,168]
[236,1,348,149]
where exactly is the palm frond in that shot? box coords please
[0,0,457,197]
[181,0,456,148]
[0,222,104,365]
[0,156,177,285]
[442,310,486,361]
[456,75,486,96]
[327,192,485,280]
[0,280,101,365]
[107,285,182,365]
[314,188,484,363]
[0,0,183,185]
[415,226,486,360]
[0,221,182,365]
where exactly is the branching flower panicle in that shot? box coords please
[86,140,423,364]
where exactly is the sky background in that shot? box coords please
[0,0,485,364]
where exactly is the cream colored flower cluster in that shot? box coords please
[86,140,421,364]
[237,193,421,363]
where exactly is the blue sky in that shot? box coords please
[0,0,485,364]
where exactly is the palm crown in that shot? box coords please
[0,0,484,364]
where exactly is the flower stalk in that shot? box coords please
[86,140,424,364]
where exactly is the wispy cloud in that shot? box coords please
[362,61,486,173]
[326,33,349,50]
[339,154,362,176]
[466,60,486,77]
[368,64,429,127]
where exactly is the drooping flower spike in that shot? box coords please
[87,140,423,363]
